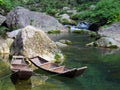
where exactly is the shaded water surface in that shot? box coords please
[0,33,120,90]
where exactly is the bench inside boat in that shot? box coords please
[30,57,75,73]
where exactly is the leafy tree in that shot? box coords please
[74,0,120,24]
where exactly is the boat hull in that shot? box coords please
[12,70,33,80]
[29,56,87,78]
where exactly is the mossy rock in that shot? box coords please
[59,39,72,45]
[109,45,118,48]
[59,18,77,25]
[47,30,61,34]
[72,30,89,34]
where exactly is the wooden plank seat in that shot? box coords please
[40,62,52,69]
[11,64,28,70]
[30,58,47,66]
[49,66,65,73]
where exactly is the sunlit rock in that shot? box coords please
[0,38,13,54]
[10,26,64,62]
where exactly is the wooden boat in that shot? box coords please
[29,56,87,78]
[10,56,33,80]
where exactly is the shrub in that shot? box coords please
[54,54,61,60]
[76,0,120,24]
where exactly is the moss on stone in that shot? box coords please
[93,42,98,47]
[109,45,118,48]
[54,53,61,60]
[47,30,61,34]
[72,30,86,34]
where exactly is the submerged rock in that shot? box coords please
[6,6,67,32]
[59,39,72,45]
[10,26,64,62]
[55,42,68,47]
[55,39,72,48]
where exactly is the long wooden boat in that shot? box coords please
[29,56,87,78]
[10,56,33,80]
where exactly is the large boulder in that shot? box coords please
[6,6,67,32]
[98,22,120,42]
[10,26,64,62]
[0,14,6,26]
[87,22,120,48]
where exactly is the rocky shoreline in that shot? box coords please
[1,6,120,62]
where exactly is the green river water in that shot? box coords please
[0,33,120,90]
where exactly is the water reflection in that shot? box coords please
[31,75,48,87]
[10,74,32,90]
[54,76,84,90]
[32,69,84,90]
[1,33,120,90]
[10,73,49,90]
[98,48,120,56]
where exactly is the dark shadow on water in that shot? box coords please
[10,74,32,90]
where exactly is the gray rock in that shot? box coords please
[10,26,64,62]
[0,14,6,26]
[6,29,22,38]
[62,7,70,11]
[55,39,72,48]
[6,6,67,32]
[87,37,120,48]
[87,22,120,48]
[89,5,96,10]
[59,39,72,45]
[55,42,68,47]
[67,10,77,15]
[59,14,76,25]
[98,22,120,42]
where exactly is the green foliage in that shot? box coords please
[76,0,120,24]
[0,0,27,13]
[54,54,61,60]
[47,30,61,34]
[72,30,85,34]
[1,0,120,25]
[60,18,77,25]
